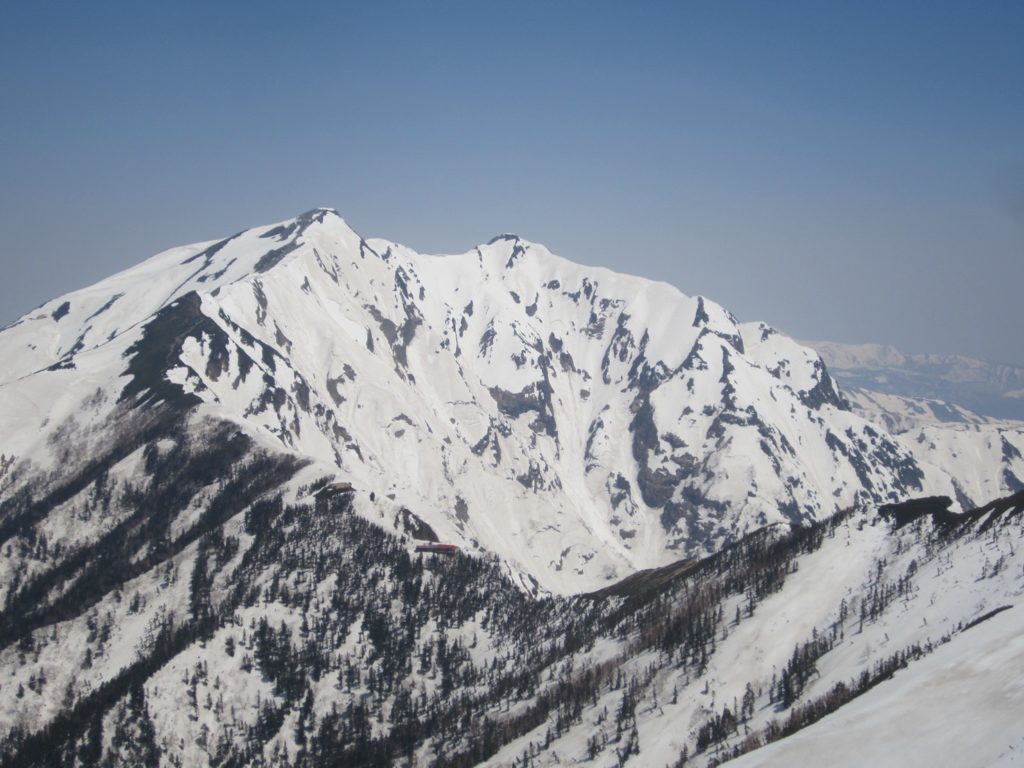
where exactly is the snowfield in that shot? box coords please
[729,605,1024,768]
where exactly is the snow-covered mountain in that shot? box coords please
[1,208,1023,766]
[2,208,1021,596]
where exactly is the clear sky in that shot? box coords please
[2,1,1022,363]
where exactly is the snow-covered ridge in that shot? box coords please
[842,388,994,433]
[0,208,341,385]
[0,209,1022,594]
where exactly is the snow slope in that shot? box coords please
[841,387,994,433]
[729,605,1024,768]
[4,478,1021,767]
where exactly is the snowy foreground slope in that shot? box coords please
[1,208,1021,595]
[1,475,1022,766]
[729,601,1024,768]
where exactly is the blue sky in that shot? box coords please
[2,1,1022,363]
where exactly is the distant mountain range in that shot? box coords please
[806,339,1024,422]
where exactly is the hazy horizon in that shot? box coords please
[2,1,1022,364]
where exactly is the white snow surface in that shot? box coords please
[729,606,1024,768]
